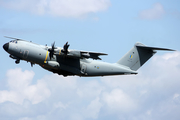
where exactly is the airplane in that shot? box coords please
[3,37,175,77]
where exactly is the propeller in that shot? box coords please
[48,42,56,60]
[61,42,70,55]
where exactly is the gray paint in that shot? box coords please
[3,39,175,77]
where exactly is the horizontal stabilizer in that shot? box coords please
[136,43,175,51]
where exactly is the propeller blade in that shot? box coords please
[62,42,70,55]
[48,41,56,60]
[52,42,55,50]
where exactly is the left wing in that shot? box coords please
[81,51,107,60]
[49,42,108,60]
[54,49,108,60]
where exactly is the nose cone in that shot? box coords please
[3,43,9,52]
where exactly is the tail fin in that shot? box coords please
[117,43,175,71]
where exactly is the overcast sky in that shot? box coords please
[1,0,180,120]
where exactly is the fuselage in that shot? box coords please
[3,40,137,77]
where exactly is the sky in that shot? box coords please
[0,0,180,120]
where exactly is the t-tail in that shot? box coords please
[117,43,175,71]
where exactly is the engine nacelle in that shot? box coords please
[67,50,81,58]
[47,61,60,68]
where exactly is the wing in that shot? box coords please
[54,49,107,60]
[51,42,107,60]
[81,51,108,60]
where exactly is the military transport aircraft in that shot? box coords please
[3,37,175,77]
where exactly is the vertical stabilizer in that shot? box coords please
[117,43,174,71]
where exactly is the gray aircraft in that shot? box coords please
[3,37,174,77]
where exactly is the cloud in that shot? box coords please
[0,68,51,105]
[84,97,102,119]
[102,89,136,113]
[0,0,111,18]
[0,51,180,119]
[139,3,165,20]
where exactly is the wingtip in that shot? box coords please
[135,42,145,46]
[4,36,21,40]
[166,49,176,51]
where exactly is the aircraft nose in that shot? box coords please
[3,43,9,52]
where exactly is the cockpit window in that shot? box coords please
[10,40,18,44]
